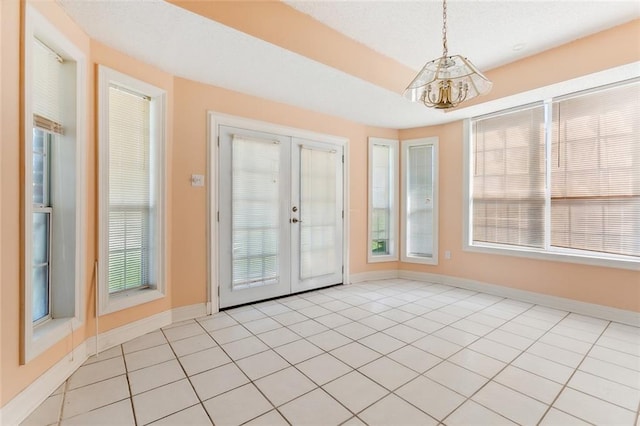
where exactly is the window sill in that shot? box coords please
[368,254,399,263]
[26,317,81,363]
[100,286,165,316]
[464,243,640,271]
[401,255,438,266]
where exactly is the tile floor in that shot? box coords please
[22,279,640,426]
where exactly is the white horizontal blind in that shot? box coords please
[551,81,640,257]
[108,86,152,293]
[371,144,392,256]
[406,144,434,257]
[33,39,64,129]
[232,135,280,288]
[472,105,546,248]
[300,147,337,280]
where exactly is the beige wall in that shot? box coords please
[1,0,638,411]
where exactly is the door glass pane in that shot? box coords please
[32,212,50,322]
[232,135,280,288]
[407,145,434,257]
[300,147,337,280]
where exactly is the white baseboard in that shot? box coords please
[172,303,208,323]
[87,310,172,356]
[0,343,87,426]
[2,303,210,425]
[398,270,640,326]
[349,270,399,284]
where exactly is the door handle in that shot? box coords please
[291,218,302,223]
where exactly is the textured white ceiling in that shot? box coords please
[58,0,639,129]
[285,1,640,71]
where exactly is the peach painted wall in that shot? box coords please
[399,122,640,312]
[171,77,398,308]
[0,0,177,406]
[88,40,175,333]
[1,0,92,407]
[398,22,640,312]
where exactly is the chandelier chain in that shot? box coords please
[442,0,448,57]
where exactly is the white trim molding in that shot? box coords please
[398,270,640,326]
[367,137,399,263]
[22,4,87,364]
[349,270,400,284]
[348,269,639,326]
[207,112,350,311]
[401,137,439,266]
[1,303,208,425]
[171,303,208,323]
[0,343,87,426]
[97,65,167,315]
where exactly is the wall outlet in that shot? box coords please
[444,250,451,260]
[191,174,205,187]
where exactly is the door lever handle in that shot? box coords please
[291,218,302,223]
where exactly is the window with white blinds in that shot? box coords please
[469,78,639,264]
[551,82,639,257]
[33,39,64,133]
[99,66,165,314]
[31,38,62,325]
[402,138,438,264]
[300,146,338,279]
[231,135,281,288]
[472,105,545,249]
[368,138,399,262]
[107,86,152,293]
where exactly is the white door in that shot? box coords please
[219,126,343,308]
[291,138,344,293]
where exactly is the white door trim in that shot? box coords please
[208,112,350,312]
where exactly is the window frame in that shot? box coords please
[98,65,167,315]
[22,5,87,363]
[367,137,399,263]
[401,137,439,265]
[464,80,640,271]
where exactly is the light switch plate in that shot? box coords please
[191,174,205,187]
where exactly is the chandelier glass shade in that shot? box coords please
[404,0,492,109]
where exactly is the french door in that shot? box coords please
[218,126,344,308]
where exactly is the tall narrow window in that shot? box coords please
[468,79,639,267]
[31,40,62,324]
[99,66,166,314]
[24,4,86,363]
[108,86,152,293]
[402,138,439,264]
[368,138,399,262]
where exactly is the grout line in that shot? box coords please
[38,279,640,426]
[536,319,611,424]
[120,343,139,426]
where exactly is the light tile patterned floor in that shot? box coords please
[22,279,640,426]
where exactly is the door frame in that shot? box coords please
[207,112,350,313]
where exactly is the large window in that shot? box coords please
[98,66,166,314]
[368,138,399,262]
[468,79,639,268]
[402,138,439,264]
[23,5,86,362]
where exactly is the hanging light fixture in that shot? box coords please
[404,0,492,109]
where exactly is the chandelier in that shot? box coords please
[404,0,492,109]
